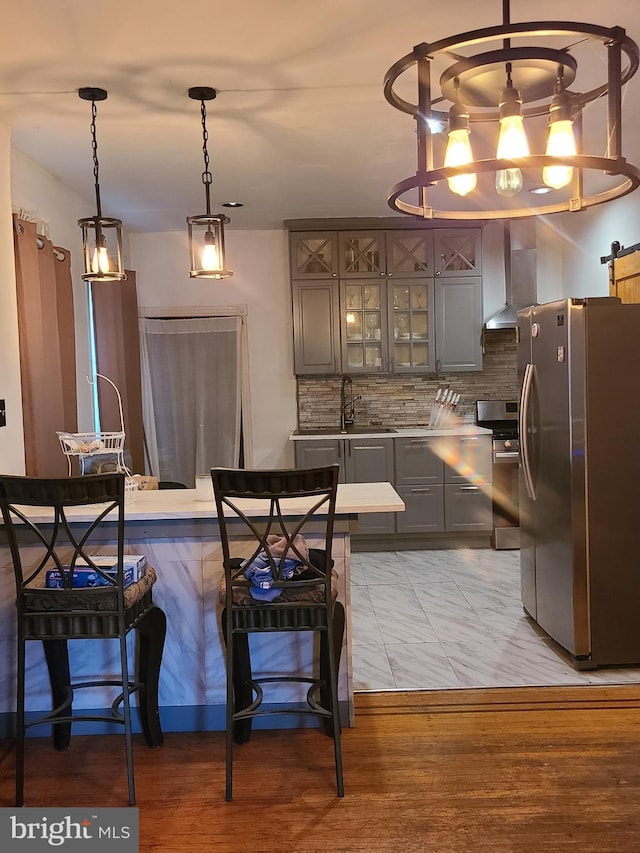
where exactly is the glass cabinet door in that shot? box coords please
[290,232,338,278]
[342,281,386,372]
[389,281,435,372]
[434,229,481,277]
[386,230,434,277]
[339,232,385,277]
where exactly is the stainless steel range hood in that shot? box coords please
[484,223,537,330]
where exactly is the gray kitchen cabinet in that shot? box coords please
[443,434,492,484]
[386,230,434,277]
[339,232,386,278]
[396,433,491,534]
[395,435,443,484]
[396,484,444,533]
[444,484,492,531]
[395,436,444,533]
[345,437,395,535]
[434,277,483,372]
[434,229,482,277]
[290,231,339,278]
[443,434,491,532]
[293,430,492,541]
[292,280,340,374]
[289,224,483,375]
[388,279,435,373]
[342,279,388,373]
[294,438,345,482]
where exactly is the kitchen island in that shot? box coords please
[0,481,403,734]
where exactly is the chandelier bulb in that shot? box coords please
[543,81,577,189]
[444,87,477,196]
[495,168,524,197]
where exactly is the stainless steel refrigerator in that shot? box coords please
[518,297,640,669]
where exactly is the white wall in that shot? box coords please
[129,228,298,469]
[0,125,24,474]
[555,192,640,298]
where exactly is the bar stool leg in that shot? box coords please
[43,639,72,751]
[136,605,166,748]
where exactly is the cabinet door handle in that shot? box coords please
[459,485,479,491]
[459,436,479,442]
[411,488,432,493]
[409,440,429,446]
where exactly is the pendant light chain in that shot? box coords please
[200,100,213,216]
[90,99,103,220]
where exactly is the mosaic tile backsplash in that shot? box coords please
[297,329,518,430]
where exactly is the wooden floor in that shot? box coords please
[2,686,640,852]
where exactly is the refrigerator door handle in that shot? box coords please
[519,362,537,501]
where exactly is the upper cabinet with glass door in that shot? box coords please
[386,230,434,278]
[339,232,386,278]
[341,280,387,373]
[290,231,339,278]
[388,280,435,373]
[434,228,481,277]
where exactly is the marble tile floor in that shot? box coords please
[351,548,640,692]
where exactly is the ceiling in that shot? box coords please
[2,0,640,232]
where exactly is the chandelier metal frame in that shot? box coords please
[384,3,640,220]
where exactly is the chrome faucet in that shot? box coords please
[340,375,361,433]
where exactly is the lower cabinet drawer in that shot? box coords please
[396,484,444,534]
[444,483,492,531]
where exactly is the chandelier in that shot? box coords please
[77,87,125,281]
[187,87,232,279]
[384,0,640,220]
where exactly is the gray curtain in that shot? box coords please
[139,315,242,485]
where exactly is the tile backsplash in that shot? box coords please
[297,329,518,429]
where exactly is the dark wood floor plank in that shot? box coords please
[1,686,640,852]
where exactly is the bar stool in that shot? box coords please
[0,473,166,806]
[212,465,344,801]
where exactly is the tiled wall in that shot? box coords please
[297,329,518,429]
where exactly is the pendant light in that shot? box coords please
[187,87,232,279]
[444,79,476,197]
[77,87,125,282]
[543,70,577,190]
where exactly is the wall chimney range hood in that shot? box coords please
[484,223,537,330]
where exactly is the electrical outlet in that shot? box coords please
[0,399,6,427]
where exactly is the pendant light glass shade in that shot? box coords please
[77,87,126,282]
[187,213,231,279]
[187,87,233,279]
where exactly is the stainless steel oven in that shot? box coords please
[475,400,520,550]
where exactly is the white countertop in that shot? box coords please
[290,425,492,440]
[11,481,404,524]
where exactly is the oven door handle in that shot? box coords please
[519,362,536,501]
[494,451,520,460]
